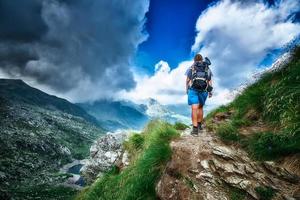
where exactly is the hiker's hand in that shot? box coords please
[208,92,212,98]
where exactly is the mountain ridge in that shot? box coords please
[0,78,105,199]
[0,79,101,127]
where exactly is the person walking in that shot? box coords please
[185,54,213,136]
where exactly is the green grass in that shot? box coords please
[9,184,77,200]
[173,122,189,130]
[123,133,145,157]
[77,121,179,200]
[233,46,300,132]
[205,105,230,120]
[228,187,246,200]
[206,46,300,160]
[247,131,300,160]
[255,186,275,200]
[216,122,240,142]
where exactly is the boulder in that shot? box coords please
[81,131,128,183]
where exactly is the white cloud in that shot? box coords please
[118,60,192,105]
[192,0,300,89]
[120,0,300,108]
[118,59,234,106]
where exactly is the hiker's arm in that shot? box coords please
[208,79,212,86]
[208,79,213,97]
[186,77,190,94]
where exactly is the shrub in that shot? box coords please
[231,118,251,128]
[124,133,144,153]
[247,131,300,160]
[173,122,189,130]
[205,105,230,120]
[229,187,246,200]
[216,122,240,142]
[255,186,275,200]
[10,184,77,200]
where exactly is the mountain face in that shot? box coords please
[77,100,149,131]
[146,98,190,125]
[78,99,191,131]
[0,79,100,126]
[0,79,105,199]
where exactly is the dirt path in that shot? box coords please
[156,129,300,200]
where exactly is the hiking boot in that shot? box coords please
[191,126,198,136]
[198,122,203,134]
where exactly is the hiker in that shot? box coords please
[185,54,213,136]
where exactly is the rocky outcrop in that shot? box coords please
[81,131,129,183]
[156,129,300,200]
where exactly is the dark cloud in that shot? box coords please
[0,0,149,101]
[0,0,48,42]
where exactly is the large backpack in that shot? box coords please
[191,62,210,92]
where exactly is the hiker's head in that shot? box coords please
[194,54,203,62]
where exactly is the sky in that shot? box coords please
[0,0,300,108]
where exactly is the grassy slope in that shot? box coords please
[77,121,180,200]
[206,46,300,160]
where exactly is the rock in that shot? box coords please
[0,171,6,180]
[200,160,210,170]
[264,161,300,183]
[196,172,214,181]
[245,109,259,121]
[59,146,71,155]
[212,146,235,160]
[81,131,129,183]
[156,130,299,200]
[292,188,300,199]
[121,151,130,167]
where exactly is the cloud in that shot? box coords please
[192,0,300,89]
[119,60,191,105]
[118,59,234,106]
[120,0,300,108]
[0,0,149,102]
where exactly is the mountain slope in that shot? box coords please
[206,46,300,160]
[77,100,149,131]
[0,79,105,199]
[0,79,100,126]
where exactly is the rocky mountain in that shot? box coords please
[146,98,190,125]
[78,98,190,131]
[77,100,149,131]
[0,79,100,126]
[0,79,105,199]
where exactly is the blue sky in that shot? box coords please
[135,0,213,73]
[134,0,300,74]
[123,0,300,105]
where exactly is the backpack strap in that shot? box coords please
[191,65,196,76]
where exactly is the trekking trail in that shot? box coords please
[156,128,300,200]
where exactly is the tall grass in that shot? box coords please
[234,46,300,133]
[173,122,189,130]
[216,122,240,142]
[206,46,300,160]
[77,121,179,200]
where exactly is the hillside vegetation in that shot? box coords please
[206,46,300,160]
[77,121,179,200]
[0,79,105,199]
